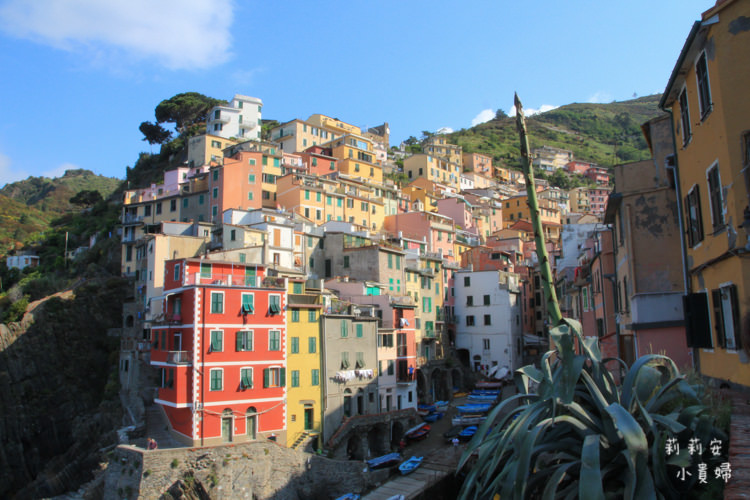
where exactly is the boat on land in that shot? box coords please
[458,426,478,441]
[405,424,431,441]
[475,381,504,389]
[433,400,449,411]
[399,455,424,475]
[418,403,436,412]
[366,452,401,470]
[335,494,360,500]
[468,394,498,403]
[385,495,405,500]
[457,403,492,414]
[422,411,444,423]
[452,415,487,426]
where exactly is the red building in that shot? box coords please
[151,258,288,446]
[583,167,610,186]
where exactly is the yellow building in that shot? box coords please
[337,176,385,231]
[285,279,324,449]
[187,134,239,168]
[502,193,562,241]
[270,119,340,153]
[403,154,460,191]
[423,136,462,167]
[660,0,750,387]
[307,114,361,136]
[329,134,383,183]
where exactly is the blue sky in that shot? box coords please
[0,0,712,186]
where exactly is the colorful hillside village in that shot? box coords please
[116,0,750,456]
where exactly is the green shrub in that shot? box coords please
[458,320,727,500]
[170,458,179,469]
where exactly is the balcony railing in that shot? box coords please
[167,351,191,365]
[121,214,144,224]
[185,273,285,289]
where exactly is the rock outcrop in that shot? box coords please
[0,278,128,499]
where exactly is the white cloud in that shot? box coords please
[0,153,29,188]
[43,162,80,179]
[587,91,613,104]
[508,104,559,117]
[0,0,234,70]
[471,109,495,127]
[436,127,453,134]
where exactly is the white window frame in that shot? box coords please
[210,291,225,314]
[209,329,224,352]
[236,330,253,352]
[240,292,254,313]
[240,366,253,389]
[209,368,223,391]
[705,161,724,230]
[694,50,712,120]
[268,329,281,351]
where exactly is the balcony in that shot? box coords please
[184,273,284,289]
[167,351,191,365]
[122,214,144,225]
[239,121,257,130]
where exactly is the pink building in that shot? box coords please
[565,161,596,175]
[383,211,456,261]
[436,197,477,235]
[584,167,610,186]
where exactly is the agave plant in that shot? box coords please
[457,319,727,500]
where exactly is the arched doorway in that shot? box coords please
[343,389,352,418]
[246,407,257,440]
[456,348,471,368]
[221,408,233,443]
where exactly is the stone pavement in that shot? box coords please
[724,389,750,499]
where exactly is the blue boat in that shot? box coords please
[457,403,492,414]
[366,452,401,470]
[335,494,360,500]
[471,389,500,395]
[433,400,449,411]
[458,426,478,441]
[468,395,497,403]
[399,455,424,475]
[418,403,436,412]
[422,411,444,423]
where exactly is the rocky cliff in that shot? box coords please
[0,278,128,499]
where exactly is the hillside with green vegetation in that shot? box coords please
[445,94,664,171]
[0,169,121,255]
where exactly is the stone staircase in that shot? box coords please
[290,431,310,450]
[142,404,183,450]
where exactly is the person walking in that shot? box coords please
[452,437,460,455]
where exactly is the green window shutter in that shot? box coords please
[308,337,316,353]
[308,310,316,322]
[201,263,211,278]
[291,370,299,387]
[280,368,286,387]
[388,254,393,269]
[396,255,401,270]
[291,337,299,353]
[312,369,319,386]
[293,282,302,294]
[356,352,364,368]
[356,324,363,338]
[263,368,270,388]
[341,321,348,337]
[292,309,300,322]
[241,368,252,388]
[236,332,243,351]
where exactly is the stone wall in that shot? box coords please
[105,441,380,500]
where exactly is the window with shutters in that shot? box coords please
[341,352,350,369]
[308,337,316,353]
[706,163,724,231]
[292,309,300,322]
[210,330,223,352]
[311,369,319,386]
[269,330,281,351]
[712,284,741,350]
[269,294,281,314]
[291,370,300,387]
[291,337,299,353]
[241,293,254,314]
[236,330,253,351]
[696,52,712,119]
[210,369,223,391]
[240,368,253,389]
[685,185,704,247]
[341,321,348,337]
[356,323,363,337]
[264,367,284,388]
[211,292,224,314]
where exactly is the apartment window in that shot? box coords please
[292,309,300,323]
[240,368,252,389]
[484,314,492,325]
[387,360,395,375]
[343,256,350,268]
[248,174,256,183]
[290,337,299,354]
[341,321,348,338]
[210,292,224,314]
[483,294,490,306]
[308,337,316,353]
[173,263,181,282]
[308,310,317,322]
[467,295,473,306]
[240,293,254,314]
[269,295,281,315]
[210,369,223,391]
[696,52,712,119]
[210,330,223,352]
[483,339,490,350]
[198,194,205,205]
[341,352,350,369]
[464,276,471,286]
[236,330,253,351]
[388,253,393,269]
[264,367,284,388]
[291,370,300,387]
[356,352,365,369]
[268,330,281,351]
[170,199,176,212]
[311,369,320,386]
[144,205,152,217]
[685,185,704,247]
[678,87,692,145]
[466,315,475,326]
[356,324,363,338]
[183,198,189,208]
[712,284,741,350]
[706,163,724,230]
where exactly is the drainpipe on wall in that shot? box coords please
[661,106,695,370]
